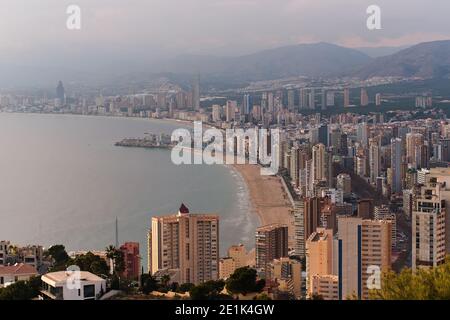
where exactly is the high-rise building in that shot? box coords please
[243,94,253,115]
[309,89,315,110]
[268,257,302,299]
[255,224,288,275]
[406,133,424,168]
[225,100,236,122]
[337,217,392,300]
[192,75,200,110]
[299,88,307,110]
[375,93,382,106]
[293,201,306,258]
[391,138,403,193]
[287,90,295,111]
[336,173,351,197]
[374,205,397,248]
[311,144,327,185]
[306,228,334,297]
[360,88,369,106]
[120,242,140,281]
[343,88,350,108]
[56,81,65,105]
[412,168,450,270]
[150,204,219,285]
[212,104,222,122]
[357,123,368,148]
[219,244,251,279]
[326,91,335,107]
[357,199,373,220]
[290,146,300,187]
[318,125,328,147]
[369,137,381,184]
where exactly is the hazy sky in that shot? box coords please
[0,0,449,85]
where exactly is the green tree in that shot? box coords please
[105,245,125,275]
[189,280,226,300]
[226,267,265,295]
[0,277,41,300]
[140,273,158,295]
[46,245,69,270]
[160,274,171,289]
[178,283,195,293]
[371,257,450,300]
[71,252,109,276]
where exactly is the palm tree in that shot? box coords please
[105,245,116,275]
[160,275,171,289]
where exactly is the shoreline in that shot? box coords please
[231,164,295,248]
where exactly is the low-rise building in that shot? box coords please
[41,271,106,300]
[0,263,38,288]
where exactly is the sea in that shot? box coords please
[0,113,258,271]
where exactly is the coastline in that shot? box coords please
[231,164,295,248]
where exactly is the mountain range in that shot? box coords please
[2,40,450,89]
[156,40,450,82]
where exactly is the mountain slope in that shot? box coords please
[353,40,450,79]
[156,42,372,81]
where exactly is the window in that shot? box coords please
[83,284,95,299]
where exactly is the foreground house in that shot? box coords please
[41,271,106,300]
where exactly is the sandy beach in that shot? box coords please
[232,164,295,247]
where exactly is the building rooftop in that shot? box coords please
[0,263,37,276]
[256,224,288,232]
[42,271,105,284]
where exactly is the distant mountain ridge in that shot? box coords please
[353,40,450,79]
[155,40,450,82]
[155,42,372,81]
[2,40,450,88]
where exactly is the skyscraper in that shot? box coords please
[375,93,382,106]
[287,89,295,111]
[306,228,334,297]
[336,173,351,197]
[192,75,200,110]
[357,123,368,148]
[343,88,350,108]
[255,224,288,275]
[309,88,315,110]
[412,168,450,270]
[243,94,253,115]
[311,143,327,185]
[406,133,424,168]
[369,137,381,184]
[391,138,403,193]
[299,88,307,110]
[56,81,65,105]
[338,217,392,300]
[360,88,369,106]
[225,100,236,122]
[374,205,397,248]
[150,204,219,285]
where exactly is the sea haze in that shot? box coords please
[0,113,258,270]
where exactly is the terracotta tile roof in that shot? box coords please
[0,263,37,276]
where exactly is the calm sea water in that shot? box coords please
[0,113,258,270]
